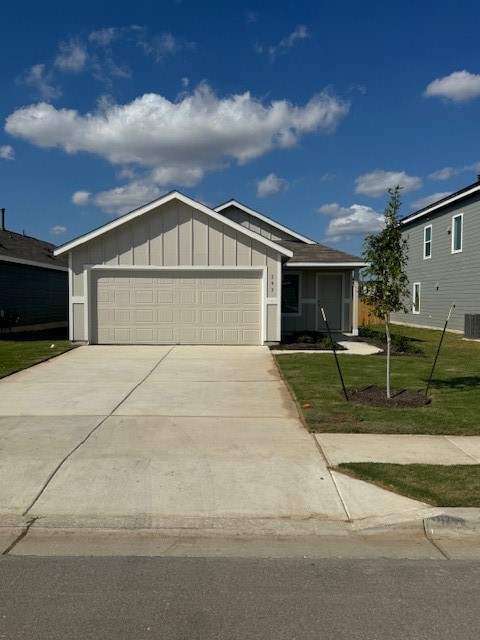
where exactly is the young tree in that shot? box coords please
[361,186,410,399]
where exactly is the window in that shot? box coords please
[423,225,432,259]
[281,273,300,314]
[413,282,421,314]
[452,214,463,253]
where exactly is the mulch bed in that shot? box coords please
[346,385,431,408]
[270,343,346,351]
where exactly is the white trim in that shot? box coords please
[451,213,463,254]
[68,253,73,341]
[0,255,67,271]
[86,265,267,346]
[412,282,421,314]
[423,224,432,260]
[266,297,279,304]
[402,183,480,225]
[54,191,293,259]
[281,271,302,317]
[71,296,85,303]
[285,261,367,268]
[89,264,265,272]
[214,199,316,245]
[276,258,282,341]
[84,269,90,341]
[352,271,359,336]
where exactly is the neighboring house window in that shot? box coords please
[413,282,421,314]
[423,225,432,259]
[452,214,463,253]
[282,273,300,314]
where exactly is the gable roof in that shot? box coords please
[54,191,293,258]
[278,240,366,267]
[401,179,480,226]
[214,199,316,244]
[0,229,67,271]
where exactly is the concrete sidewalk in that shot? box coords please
[316,433,480,465]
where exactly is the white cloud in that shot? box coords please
[424,70,480,103]
[21,64,61,101]
[279,25,309,49]
[256,173,288,198]
[137,30,194,63]
[89,27,119,47]
[428,167,454,181]
[429,162,480,181]
[50,225,66,235]
[257,25,310,61]
[320,172,335,182]
[55,39,87,72]
[354,170,422,197]
[181,76,189,88]
[319,203,384,242]
[0,145,14,160]
[6,84,349,188]
[72,181,164,215]
[410,192,452,210]
[71,191,92,205]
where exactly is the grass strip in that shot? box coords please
[0,340,76,378]
[338,462,480,507]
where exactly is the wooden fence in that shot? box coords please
[358,301,383,326]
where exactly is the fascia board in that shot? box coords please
[0,255,68,271]
[215,199,316,245]
[285,261,368,268]
[54,191,292,258]
[401,184,480,226]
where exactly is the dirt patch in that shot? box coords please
[346,385,430,408]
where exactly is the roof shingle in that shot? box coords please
[277,240,365,265]
[0,229,67,269]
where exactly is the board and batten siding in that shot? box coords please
[220,204,295,242]
[69,200,282,342]
[391,193,480,332]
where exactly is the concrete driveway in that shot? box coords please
[0,345,351,528]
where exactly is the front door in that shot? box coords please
[316,274,343,331]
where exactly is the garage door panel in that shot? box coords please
[94,270,262,345]
[158,308,174,323]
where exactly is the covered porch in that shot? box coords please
[277,241,366,338]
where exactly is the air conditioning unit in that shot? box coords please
[464,314,480,339]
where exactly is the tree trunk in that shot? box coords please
[385,318,391,399]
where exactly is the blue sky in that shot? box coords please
[1,0,480,256]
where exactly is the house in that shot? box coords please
[54,191,365,345]
[391,178,480,334]
[0,210,68,333]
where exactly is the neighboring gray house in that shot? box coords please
[55,191,365,345]
[0,215,68,332]
[392,179,480,333]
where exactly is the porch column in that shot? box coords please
[352,269,359,336]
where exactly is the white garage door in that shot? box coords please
[92,270,263,345]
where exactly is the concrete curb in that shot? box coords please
[424,508,480,536]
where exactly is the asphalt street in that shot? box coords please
[1,557,480,639]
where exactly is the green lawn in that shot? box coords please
[275,324,480,435]
[0,337,76,378]
[337,463,480,507]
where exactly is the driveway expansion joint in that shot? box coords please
[2,517,37,556]
[22,347,176,516]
